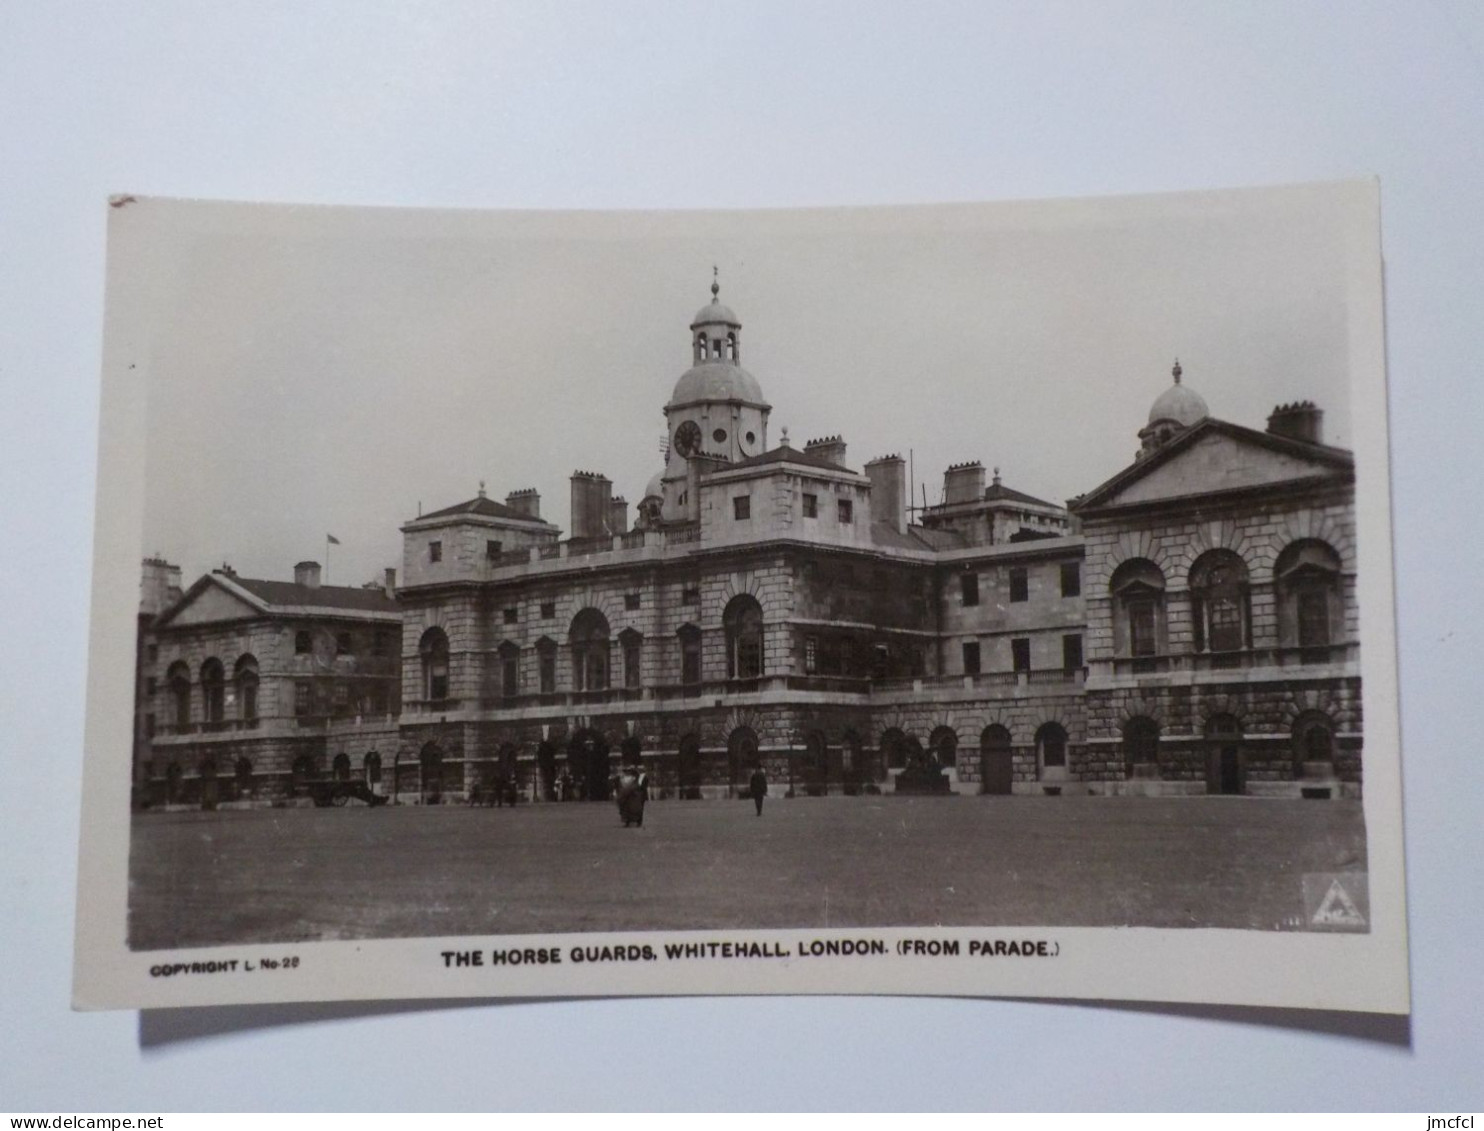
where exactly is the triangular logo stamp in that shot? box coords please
[1311,878,1366,928]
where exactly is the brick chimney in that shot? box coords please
[943,461,986,505]
[294,561,322,589]
[609,496,629,535]
[1267,401,1324,445]
[569,471,613,539]
[505,488,541,519]
[864,455,907,535]
[139,557,182,616]
[804,435,847,468]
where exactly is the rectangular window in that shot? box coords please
[1298,588,1330,649]
[502,606,518,624]
[962,641,981,675]
[733,495,751,520]
[333,682,350,715]
[623,641,641,688]
[681,638,702,685]
[1062,633,1083,671]
[624,592,641,611]
[502,656,519,698]
[369,686,389,714]
[429,540,443,563]
[144,713,155,738]
[803,493,818,518]
[540,601,556,620]
[1060,562,1081,597]
[960,572,979,606]
[146,643,158,663]
[146,676,157,695]
[336,631,352,655]
[1129,600,1156,657]
[1011,637,1031,672]
[295,631,311,655]
[682,587,700,606]
[805,636,818,674]
[837,498,854,524]
[371,629,391,658]
[1009,567,1029,603]
[539,652,556,694]
[295,682,312,716]
[486,539,502,561]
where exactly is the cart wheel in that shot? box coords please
[332,791,349,807]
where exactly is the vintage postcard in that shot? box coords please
[74,181,1408,1012]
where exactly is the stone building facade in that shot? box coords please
[136,286,1363,807]
[137,561,402,806]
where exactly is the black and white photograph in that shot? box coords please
[74,180,1406,1013]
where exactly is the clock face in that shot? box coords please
[673,420,701,458]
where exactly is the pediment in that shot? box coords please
[1080,421,1351,511]
[157,577,265,628]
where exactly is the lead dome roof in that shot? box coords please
[670,360,766,406]
[1148,361,1208,426]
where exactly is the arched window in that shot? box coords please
[291,754,314,795]
[363,751,382,786]
[677,733,702,798]
[1189,550,1251,655]
[677,624,702,685]
[726,331,738,361]
[802,730,828,793]
[498,640,520,698]
[980,724,1014,795]
[167,661,191,729]
[234,654,259,721]
[723,594,764,680]
[1035,722,1068,778]
[711,338,722,360]
[234,756,253,797]
[1123,716,1160,778]
[695,333,707,363]
[1275,540,1343,659]
[619,628,643,690]
[200,658,225,724]
[569,608,611,691]
[333,752,351,781]
[929,725,958,769]
[419,627,450,701]
[1110,559,1166,666]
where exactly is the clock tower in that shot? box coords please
[659,275,771,521]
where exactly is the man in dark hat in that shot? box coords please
[748,764,768,817]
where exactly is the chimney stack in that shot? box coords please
[139,557,183,616]
[943,461,986,505]
[505,488,541,519]
[1267,401,1323,445]
[569,471,613,539]
[609,496,630,535]
[384,567,397,598]
[804,435,847,468]
[864,455,907,535]
[294,560,322,589]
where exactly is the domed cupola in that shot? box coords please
[658,272,773,522]
[1139,359,1209,456]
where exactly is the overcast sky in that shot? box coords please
[124,181,1365,588]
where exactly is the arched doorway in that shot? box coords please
[1205,714,1244,794]
[1123,717,1160,780]
[290,754,314,797]
[568,729,612,800]
[880,727,909,771]
[165,761,183,805]
[332,752,351,781]
[419,742,444,804]
[980,725,1013,795]
[802,730,829,795]
[929,725,958,769]
[727,726,760,798]
[677,733,702,799]
[1035,722,1069,782]
[199,756,218,810]
[537,740,558,800]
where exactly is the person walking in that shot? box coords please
[749,764,767,817]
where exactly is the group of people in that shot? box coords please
[611,763,770,826]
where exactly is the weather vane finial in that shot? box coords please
[1172,358,1182,383]
[712,264,719,300]
[478,479,486,498]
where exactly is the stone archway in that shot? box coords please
[568,728,612,800]
[677,733,702,799]
[980,725,1013,795]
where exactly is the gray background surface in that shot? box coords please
[2,1,1480,1111]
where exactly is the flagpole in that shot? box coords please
[325,535,331,585]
